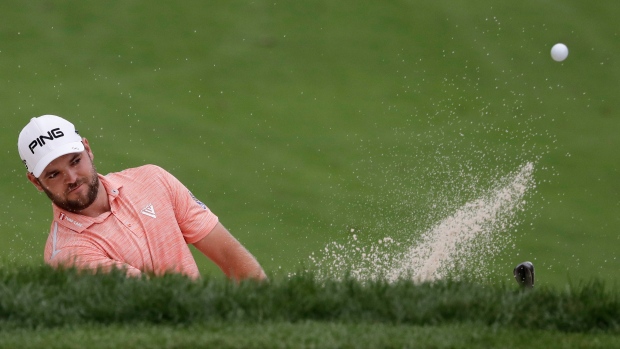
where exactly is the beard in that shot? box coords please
[40,165,100,213]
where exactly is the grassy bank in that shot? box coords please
[1,266,619,348]
[2,322,620,349]
[0,266,618,333]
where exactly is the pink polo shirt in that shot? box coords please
[43,164,219,278]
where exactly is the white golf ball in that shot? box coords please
[551,43,569,62]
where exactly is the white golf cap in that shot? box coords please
[18,115,85,178]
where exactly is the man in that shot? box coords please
[18,114,267,281]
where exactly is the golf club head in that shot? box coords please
[513,261,535,288]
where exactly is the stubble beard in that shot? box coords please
[40,165,100,213]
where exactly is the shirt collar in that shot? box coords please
[52,173,123,232]
[100,174,122,199]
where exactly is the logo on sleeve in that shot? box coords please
[189,191,207,210]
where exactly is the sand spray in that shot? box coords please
[310,162,535,282]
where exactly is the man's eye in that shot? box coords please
[72,158,81,165]
[48,172,58,179]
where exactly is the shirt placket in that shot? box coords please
[110,190,143,237]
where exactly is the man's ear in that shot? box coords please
[82,138,94,160]
[27,172,44,192]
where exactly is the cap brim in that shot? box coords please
[32,141,85,178]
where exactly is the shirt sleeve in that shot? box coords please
[158,167,219,244]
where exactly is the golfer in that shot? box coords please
[18,115,267,281]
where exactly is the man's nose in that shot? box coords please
[64,169,78,184]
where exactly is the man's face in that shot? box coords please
[35,151,99,213]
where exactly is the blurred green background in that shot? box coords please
[0,1,618,287]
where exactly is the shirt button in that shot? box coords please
[128,223,132,227]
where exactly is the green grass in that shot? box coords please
[0,266,618,332]
[2,322,620,349]
[0,0,619,346]
[1,0,618,287]
[0,267,619,348]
